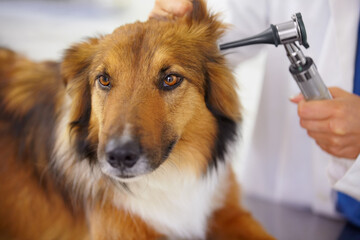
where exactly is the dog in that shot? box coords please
[0,1,274,239]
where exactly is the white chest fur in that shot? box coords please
[113,163,230,239]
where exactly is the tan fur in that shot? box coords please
[208,170,274,240]
[0,1,274,239]
[87,201,162,240]
[0,49,87,239]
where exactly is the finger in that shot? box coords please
[149,8,170,19]
[307,131,354,147]
[307,131,360,159]
[301,118,348,135]
[316,141,359,160]
[289,87,347,103]
[300,119,332,133]
[160,0,193,17]
[328,87,350,98]
[298,99,335,120]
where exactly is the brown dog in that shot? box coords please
[0,1,273,239]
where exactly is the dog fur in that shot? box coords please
[0,1,273,239]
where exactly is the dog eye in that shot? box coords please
[162,74,183,90]
[97,74,111,88]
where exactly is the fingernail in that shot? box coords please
[289,93,301,100]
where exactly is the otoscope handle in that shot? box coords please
[289,57,332,100]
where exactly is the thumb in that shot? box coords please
[328,87,348,98]
[289,93,304,103]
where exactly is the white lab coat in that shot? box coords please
[217,0,360,217]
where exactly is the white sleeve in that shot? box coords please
[328,156,360,201]
[208,0,270,66]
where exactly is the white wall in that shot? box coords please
[0,0,156,60]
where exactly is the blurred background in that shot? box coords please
[0,1,344,239]
[0,0,155,60]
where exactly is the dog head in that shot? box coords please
[61,0,241,181]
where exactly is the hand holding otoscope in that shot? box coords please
[219,13,332,101]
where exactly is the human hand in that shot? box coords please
[291,87,360,159]
[149,0,193,19]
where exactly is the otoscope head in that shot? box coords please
[219,12,309,50]
[275,12,309,48]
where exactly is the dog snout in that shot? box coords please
[105,139,141,169]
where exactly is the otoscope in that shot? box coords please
[220,13,332,100]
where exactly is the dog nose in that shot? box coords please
[105,140,141,169]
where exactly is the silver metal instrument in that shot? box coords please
[219,13,332,100]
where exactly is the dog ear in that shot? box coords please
[190,0,209,22]
[205,61,242,122]
[189,0,225,36]
[62,37,99,86]
[61,38,100,161]
[189,0,241,122]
